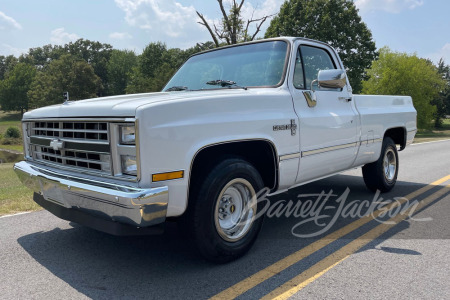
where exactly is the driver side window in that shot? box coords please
[295,45,336,90]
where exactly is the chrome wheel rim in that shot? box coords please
[214,178,257,242]
[383,148,397,182]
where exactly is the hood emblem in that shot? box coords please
[50,139,64,151]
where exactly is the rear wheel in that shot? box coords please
[362,137,399,192]
[184,158,265,263]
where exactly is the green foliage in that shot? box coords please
[106,49,138,95]
[0,55,19,80]
[63,39,113,95]
[5,126,20,138]
[362,47,446,129]
[1,37,216,108]
[433,58,450,127]
[126,42,210,93]
[19,39,112,96]
[140,42,168,78]
[28,54,102,108]
[126,42,168,93]
[19,44,64,69]
[265,0,377,93]
[0,63,36,114]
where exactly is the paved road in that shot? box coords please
[1,140,449,299]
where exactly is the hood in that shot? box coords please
[23,88,280,119]
[24,89,258,119]
[23,92,186,119]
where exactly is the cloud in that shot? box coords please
[355,0,424,14]
[109,32,133,40]
[428,43,450,65]
[0,11,22,30]
[0,43,27,56]
[50,28,79,45]
[114,0,283,49]
[114,0,201,38]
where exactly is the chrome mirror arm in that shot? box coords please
[310,79,319,92]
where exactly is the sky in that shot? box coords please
[0,0,449,64]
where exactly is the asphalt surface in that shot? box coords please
[1,140,449,299]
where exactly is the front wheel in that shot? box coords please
[362,137,399,192]
[185,158,265,263]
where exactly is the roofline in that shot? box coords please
[191,36,337,57]
[192,37,293,56]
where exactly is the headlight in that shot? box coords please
[119,125,135,145]
[121,155,137,175]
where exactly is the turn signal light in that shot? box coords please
[152,170,184,182]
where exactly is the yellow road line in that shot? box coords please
[262,184,450,300]
[210,174,450,300]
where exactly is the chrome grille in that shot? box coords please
[27,120,112,175]
[32,121,108,141]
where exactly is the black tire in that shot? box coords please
[362,137,399,193]
[183,158,265,263]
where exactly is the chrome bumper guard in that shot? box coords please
[14,161,169,233]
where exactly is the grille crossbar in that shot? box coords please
[31,121,108,141]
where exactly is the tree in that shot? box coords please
[19,44,64,69]
[28,54,102,108]
[433,58,450,127]
[362,47,446,129]
[0,55,18,80]
[18,39,112,96]
[0,63,36,115]
[265,0,377,93]
[125,41,214,94]
[139,42,167,78]
[63,39,113,95]
[106,49,137,95]
[197,0,273,47]
[126,42,169,93]
[126,42,184,93]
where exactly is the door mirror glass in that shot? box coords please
[318,69,347,89]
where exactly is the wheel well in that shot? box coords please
[384,127,406,150]
[189,140,278,193]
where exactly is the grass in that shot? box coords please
[0,111,23,153]
[0,144,24,152]
[0,111,22,132]
[413,119,450,144]
[0,111,38,216]
[0,163,40,216]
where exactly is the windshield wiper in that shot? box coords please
[206,80,247,90]
[165,86,188,92]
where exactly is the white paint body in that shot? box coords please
[22,38,417,217]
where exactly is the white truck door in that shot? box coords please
[289,42,359,183]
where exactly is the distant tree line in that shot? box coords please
[0,39,214,115]
[0,0,448,128]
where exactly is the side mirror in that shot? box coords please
[317,69,347,89]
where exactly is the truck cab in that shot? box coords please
[14,37,417,262]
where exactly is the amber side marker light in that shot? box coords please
[152,170,184,182]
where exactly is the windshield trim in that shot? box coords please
[162,39,292,91]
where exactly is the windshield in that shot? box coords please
[163,41,288,91]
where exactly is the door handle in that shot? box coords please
[338,97,352,102]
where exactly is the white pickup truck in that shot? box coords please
[14,37,416,262]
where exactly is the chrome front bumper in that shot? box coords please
[14,161,168,232]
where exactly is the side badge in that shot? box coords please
[273,119,297,136]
